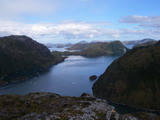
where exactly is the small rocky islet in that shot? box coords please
[89,75,98,81]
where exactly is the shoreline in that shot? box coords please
[0,56,67,87]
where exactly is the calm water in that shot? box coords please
[49,47,80,52]
[126,44,134,49]
[0,56,118,96]
[49,47,68,52]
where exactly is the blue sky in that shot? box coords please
[0,0,160,43]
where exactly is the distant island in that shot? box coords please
[93,41,160,111]
[132,40,157,48]
[52,41,127,57]
[123,38,157,45]
[0,35,65,85]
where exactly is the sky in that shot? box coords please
[0,0,160,43]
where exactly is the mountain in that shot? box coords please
[77,40,88,44]
[60,41,127,57]
[93,41,160,110]
[0,35,65,85]
[133,40,157,48]
[123,38,156,45]
[45,43,57,48]
[0,92,159,120]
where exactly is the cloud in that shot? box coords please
[0,20,119,39]
[0,20,160,42]
[120,15,160,28]
[0,0,57,19]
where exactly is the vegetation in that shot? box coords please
[53,41,127,57]
[93,41,160,110]
[0,92,158,120]
[0,92,121,119]
[0,35,65,85]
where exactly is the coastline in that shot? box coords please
[0,56,67,86]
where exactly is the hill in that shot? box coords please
[67,41,93,51]
[0,35,65,85]
[93,41,160,110]
[81,41,127,57]
[56,41,127,57]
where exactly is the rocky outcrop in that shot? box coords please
[0,92,155,120]
[0,35,65,85]
[93,41,160,110]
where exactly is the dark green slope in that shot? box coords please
[0,35,64,85]
[93,41,160,110]
[81,41,127,57]
[57,41,127,57]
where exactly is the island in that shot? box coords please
[132,40,157,48]
[52,41,127,57]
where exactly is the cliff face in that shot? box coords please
[92,41,160,110]
[0,35,64,85]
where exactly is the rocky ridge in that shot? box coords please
[1,92,158,120]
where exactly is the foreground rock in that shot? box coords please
[53,41,127,57]
[0,35,65,85]
[1,92,158,120]
[93,41,160,110]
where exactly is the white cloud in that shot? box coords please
[120,15,160,28]
[0,20,159,42]
[0,20,118,39]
